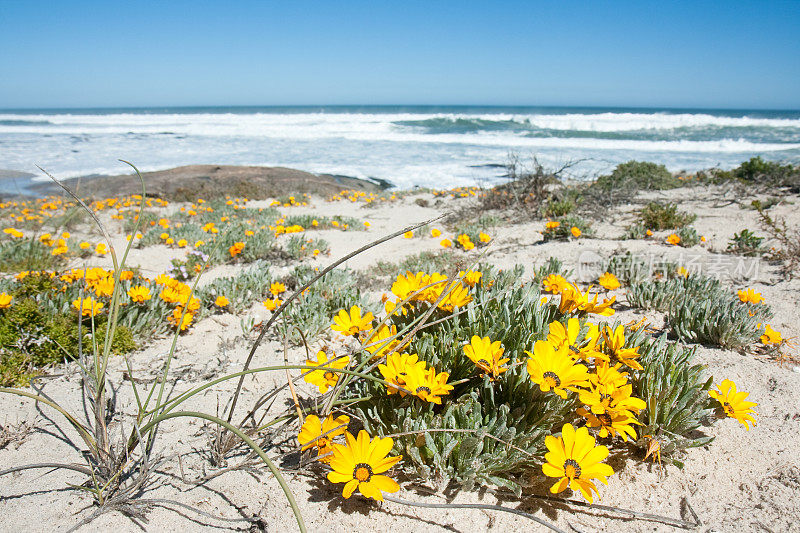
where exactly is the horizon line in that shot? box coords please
[2,103,799,113]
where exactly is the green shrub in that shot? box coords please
[542,215,593,242]
[542,198,575,218]
[595,161,680,191]
[675,226,701,247]
[734,156,798,186]
[639,202,696,230]
[0,298,135,387]
[727,229,764,256]
[0,238,62,273]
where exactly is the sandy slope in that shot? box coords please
[1,183,799,532]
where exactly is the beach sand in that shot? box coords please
[1,179,798,532]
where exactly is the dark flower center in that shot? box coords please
[597,414,612,426]
[563,458,582,479]
[416,386,432,397]
[543,371,562,387]
[722,401,734,416]
[324,371,337,382]
[353,462,373,482]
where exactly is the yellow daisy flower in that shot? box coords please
[526,340,590,399]
[327,430,401,501]
[298,413,350,463]
[331,305,374,336]
[542,423,614,503]
[463,335,509,379]
[601,325,642,370]
[303,350,350,394]
[403,364,454,404]
[598,272,620,290]
[709,379,757,429]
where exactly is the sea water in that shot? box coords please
[1,105,798,189]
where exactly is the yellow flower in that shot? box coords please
[547,318,606,362]
[542,274,569,294]
[378,352,425,395]
[526,340,590,398]
[578,381,646,417]
[92,276,115,297]
[479,232,491,243]
[304,350,350,393]
[458,269,483,288]
[177,239,188,248]
[402,364,453,404]
[270,282,286,296]
[72,297,104,317]
[3,228,24,238]
[214,295,229,307]
[331,305,374,336]
[760,324,782,345]
[601,325,642,370]
[298,414,350,463]
[327,430,401,501]
[436,281,473,312]
[431,228,441,238]
[229,242,245,257]
[79,241,91,250]
[597,272,620,290]
[127,286,152,303]
[559,283,615,317]
[440,238,452,248]
[645,229,653,237]
[95,242,108,255]
[542,423,614,503]
[362,324,400,361]
[263,298,282,311]
[676,266,689,278]
[119,270,134,281]
[545,220,560,230]
[709,379,757,429]
[0,292,12,309]
[570,226,581,238]
[577,407,641,441]
[666,233,681,245]
[403,230,413,238]
[51,245,69,256]
[167,307,194,330]
[463,335,509,379]
[737,288,764,304]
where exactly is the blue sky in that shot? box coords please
[1,1,798,109]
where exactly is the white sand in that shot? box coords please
[1,184,799,532]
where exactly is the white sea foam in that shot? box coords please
[1,109,798,189]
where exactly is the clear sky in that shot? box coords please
[1,0,799,109]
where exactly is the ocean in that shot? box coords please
[1,105,799,190]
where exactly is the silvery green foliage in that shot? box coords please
[676,226,701,247]
[283,266,371,344]
[350,267,572,495]
[631,335,715,465]
[627,274,771,349]
[605,252,675,285]
[533,256,572,280]
[668,297,769,349]
[196,261,272,314]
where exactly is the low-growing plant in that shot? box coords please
[196,261,273,314]
[595,161,680,191]
[0,237,63,272]
[756,203,800,278]
[542,215,593,242]
[631,335,715,465]
[675,226,701,247]
[727,229,764,256]
[639,202,696,230]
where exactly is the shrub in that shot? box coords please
[0,238,63,273]
[595,161,680,191]
[727,229,764,257]
[542,215,593,242]
[543,198,575,218]
[675,226,701,247]
[734,156,799,188]
[0,298,135,386]
[639,202,696,230]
